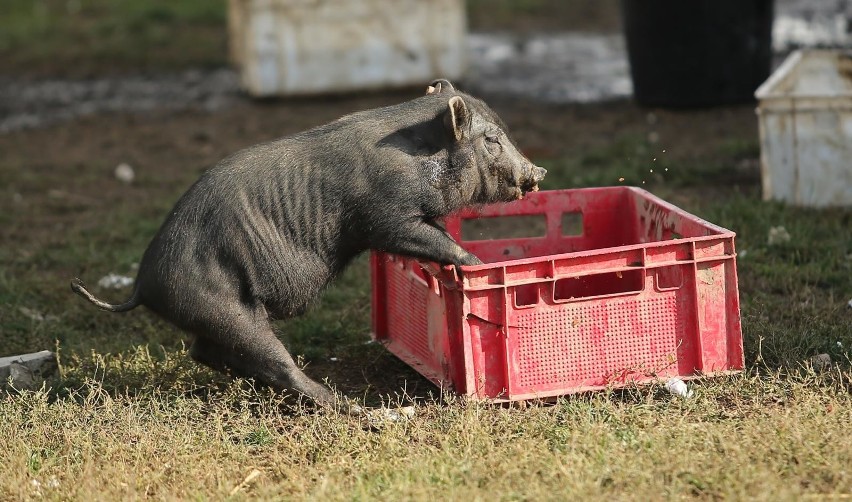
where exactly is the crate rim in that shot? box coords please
[439,186,737,274]
[454,186,734,236]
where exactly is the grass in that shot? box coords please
[0,19,851,491]
[1,116,850,499]
[466,0,621,34]
[3,368,851,499]
[0,0,228,76]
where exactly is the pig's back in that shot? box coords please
[136,132,366,319]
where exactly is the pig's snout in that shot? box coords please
[520,165,547,194]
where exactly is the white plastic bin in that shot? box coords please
[755,50,852,207]
[227,0,467,97]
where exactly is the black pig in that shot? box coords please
[72,80,546,407]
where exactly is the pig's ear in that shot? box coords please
[426,79,455,95]
[444,96,469,141]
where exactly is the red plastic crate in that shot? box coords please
[371,187,743,401]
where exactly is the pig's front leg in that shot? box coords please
[376,218,482,267]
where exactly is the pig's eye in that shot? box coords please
[485,135,500,144]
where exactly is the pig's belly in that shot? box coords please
[254,248,336,319]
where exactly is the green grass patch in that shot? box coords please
[0,0,228,76]
[537,135,761,189]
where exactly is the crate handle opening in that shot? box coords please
[514,284,539,308]
[655,265,684,291]
[553,269,645,301]
[561,211,583,236]
[460,214,547,242]
[409,263,430,286]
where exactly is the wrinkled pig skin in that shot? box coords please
[72,80,546,408]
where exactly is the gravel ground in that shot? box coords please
[0,69,240,134]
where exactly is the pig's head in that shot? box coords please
[428,80,547,204]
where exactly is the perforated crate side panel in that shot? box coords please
[385,264,434,367]
[510,295,687,395]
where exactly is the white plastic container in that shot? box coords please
[755,50,852,207]
[227,0,467,97]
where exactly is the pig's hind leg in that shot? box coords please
[188,304,337,407]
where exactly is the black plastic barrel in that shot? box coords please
[621,0,774,107]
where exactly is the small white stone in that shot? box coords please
[0,351,57,390]
[114,163,135,184]
[367,406,416,424]
[97,273,134,289]
[767,226,791,246]
[665,377,692,398]
[19,306,45,322]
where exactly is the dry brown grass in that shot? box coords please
[2,362,850,500]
